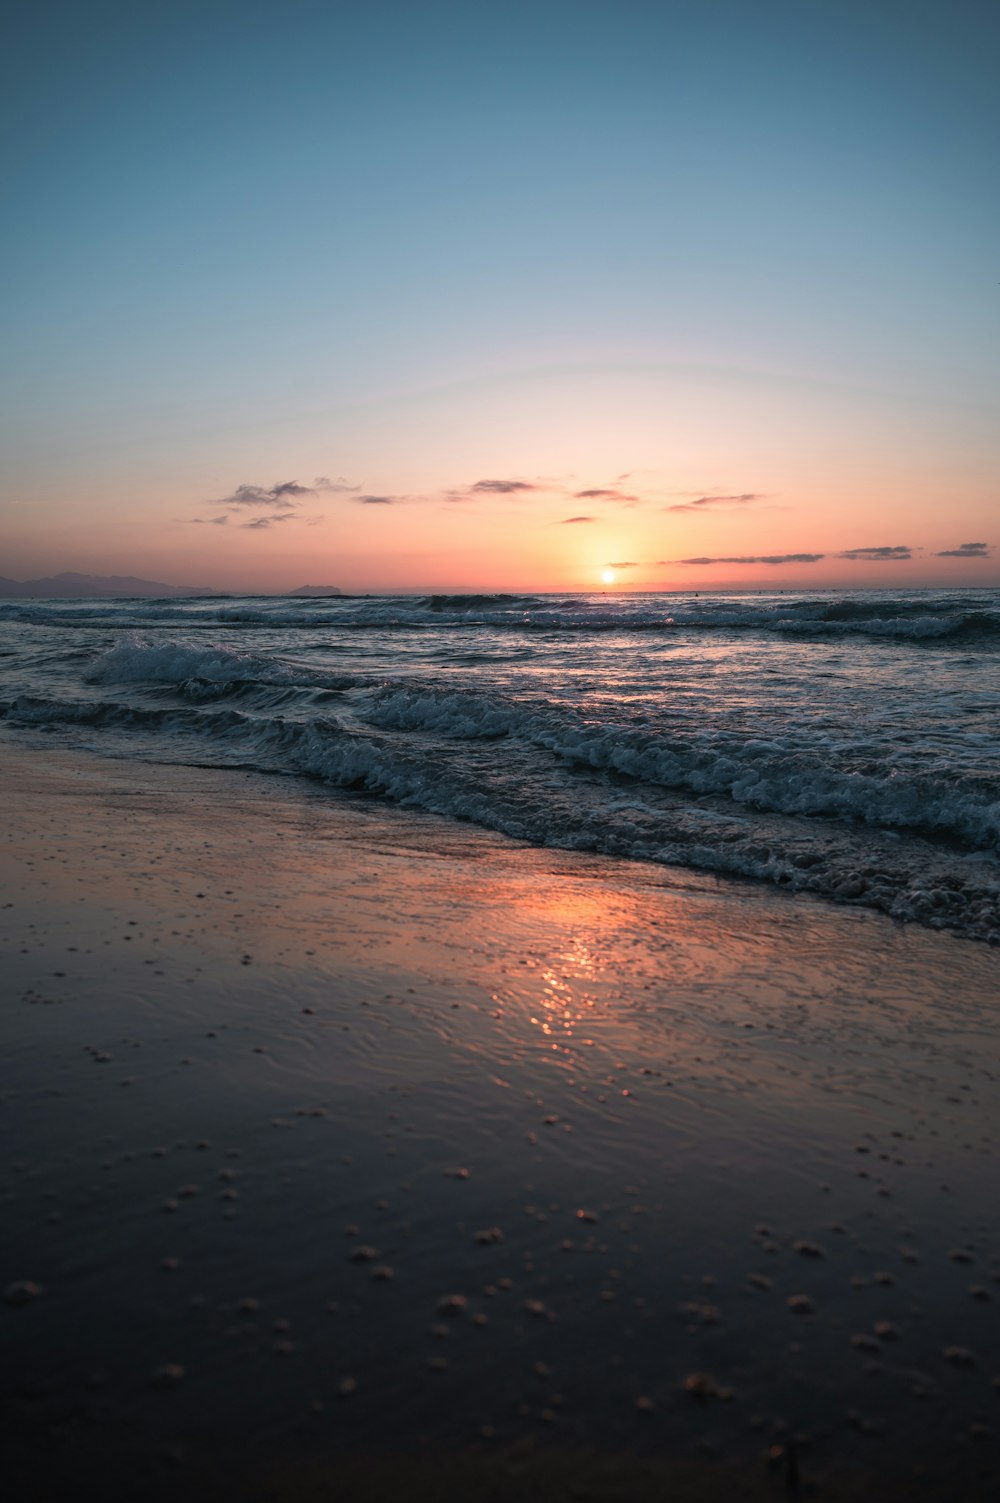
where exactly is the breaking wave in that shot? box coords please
[2,589,998,645]
[2,589,998,944]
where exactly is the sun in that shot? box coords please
[601,568,616,585]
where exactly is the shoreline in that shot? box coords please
[2,743,999,1499]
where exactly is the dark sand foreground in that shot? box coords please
[2,745,999,1501]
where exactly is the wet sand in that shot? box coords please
[2,744,999,1501]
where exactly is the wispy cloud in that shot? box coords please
[354,494,398,506]
[314,476,361,493]
[665,492,766,513]
[838,546,911,561]
[471,478,539,495]
[935,541,991,558]
[561,515,595,524]
[671,554,825,566]
[575,487,638,504]
[607,560,639,569]
[442,478,542,503]
[217,481,314,511]
[196,473,360,528]
[439,476,653,507]
[242,513,296,530]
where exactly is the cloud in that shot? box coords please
[838,546,911,561]
[438,476,648,507]
[218,481,314,511]
[314,476,361,493]
[195,473,362,527]
[354,494,397,505]
[671,554,825,566]
[935,541,991,558]
[270,480,313,499]
[442,478,542,503]
[575,488,638,504]
[210,475,360,514]
[242,513,296,530]
[470,479,538,494]
[562,515,595,524]
[666,492,766,513]
[607,560,638,569]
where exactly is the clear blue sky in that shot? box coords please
[2,0,998,590]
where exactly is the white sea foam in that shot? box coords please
[5,589,998,642]
[368,686,1000,851]
[88,638,287,684]
[3,590,999,943]
[4,682,998,941]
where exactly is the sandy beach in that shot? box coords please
[2,745,999,1501]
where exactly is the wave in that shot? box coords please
[4,591,997,644]
[3,683,997,944]
[87,639,295,684]
[425,592,535,610]
[85,637,374,693]
[24,638,996,857]
[367,685,1000,853]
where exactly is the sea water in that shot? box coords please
[1,588,998,942]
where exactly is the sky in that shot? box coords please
[1,0,998,593]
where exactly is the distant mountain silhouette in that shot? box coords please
[0,572,207,598]
[286,584,343,596]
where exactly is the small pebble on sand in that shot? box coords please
[438,1294,467,1316]
[150,1364,185,1389]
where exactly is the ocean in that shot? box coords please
[1,587,998,943]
